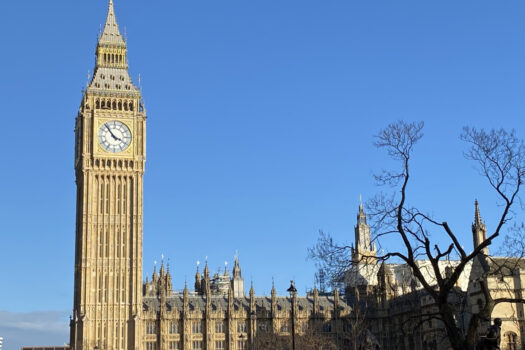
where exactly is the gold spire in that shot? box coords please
[99,0,125,46]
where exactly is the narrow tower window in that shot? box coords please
[123,182,127,214]
[122,231,126,258]
[117,180,121,214]
[106,183,110,214]
[100,183,104,214]
[104,275,108,301]
[116,275,120,302]
[105,231,109,257]
[98,274,103,303]
[116,230,120,258]
[98,231,103,256]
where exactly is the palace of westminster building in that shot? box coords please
[70,2,525,350]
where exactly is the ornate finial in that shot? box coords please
[154,260,157,266]
[204,259,210,278]
[359,195,365,213]
[197,260,200,267]
[474,199,482,225]
[138,74,142,92]
[473,200,487,231]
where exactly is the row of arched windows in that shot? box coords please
[94,159,135,170]
[103,52,124,65]
[96,98,134,111]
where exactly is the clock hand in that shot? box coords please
[105,124,122,141]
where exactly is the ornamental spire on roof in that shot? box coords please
[472,200,488,255]
[99,0,125,46]
[474,199,485,229]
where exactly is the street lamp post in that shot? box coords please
[287,280,297,350]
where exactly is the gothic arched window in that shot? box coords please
[505,331,518,350]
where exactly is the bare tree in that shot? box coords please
[254,331,289,350]
[254,326,339,350]
[347,291,372,350]
[296,326,340,350]
[310,121,525,350]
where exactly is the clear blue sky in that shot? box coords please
[1,0,524,347]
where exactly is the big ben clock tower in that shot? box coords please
[71,1,146,349]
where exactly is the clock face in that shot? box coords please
[98,120,132,153]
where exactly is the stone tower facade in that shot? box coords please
[71,1,146,349]
[231,258,245,298]
[351,203,377,264]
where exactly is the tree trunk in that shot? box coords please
[438,302,474,350]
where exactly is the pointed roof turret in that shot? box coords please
[160,260,165,278]
[313,286,319,314]
[353,197,376,263]
[357,196,367,225]
[204,260,210,278]
[233,256,242,278]
[99,0,126,46]
[472,200,488,255]
[473,200,486,230]
[152,264,158,282]
[183,281,189,297]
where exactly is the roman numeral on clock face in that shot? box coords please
[98,120,132,153]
